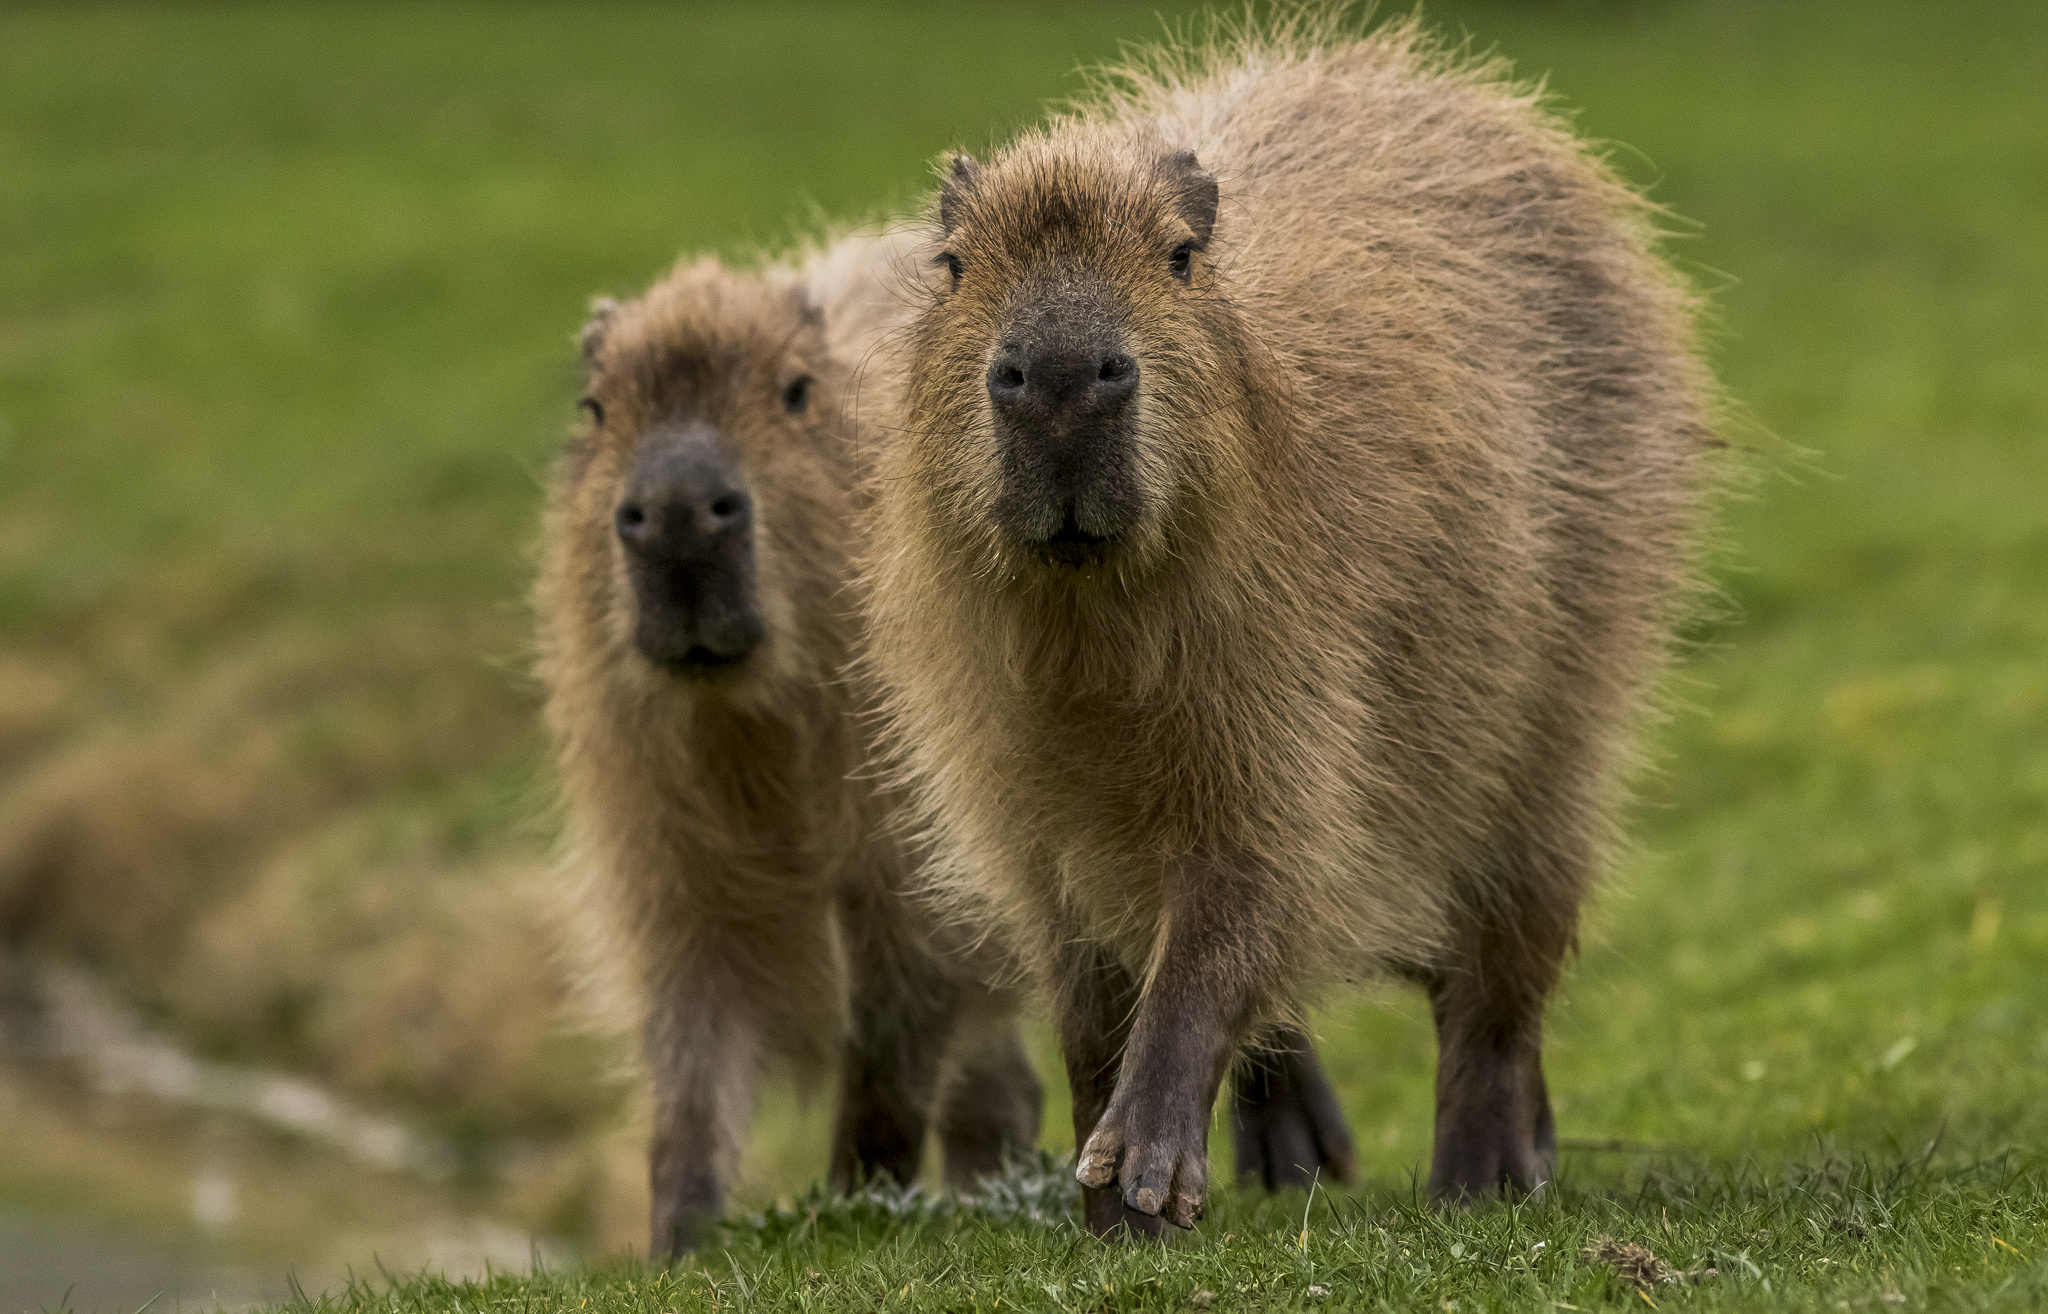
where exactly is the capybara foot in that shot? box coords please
[1081,1183,1173,1238]
[1427,1032,1555,1204]
[1426,1091,1553,1203]
[1077,1103,1209,1229]
[649,1197,719,1260]
[649,1145,724,1259]
[1232,1027,1359,1192]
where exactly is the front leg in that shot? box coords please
[829,898,963,1191]
[1073,860,1281,1230]
[1051,940,1165,1237]
[645,970,761,1259]
[1425,883,1571,1201]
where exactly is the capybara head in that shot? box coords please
[906,145,1248,574]
[560,258,848,692]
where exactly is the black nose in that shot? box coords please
[986,347,1138,421]
[616,420,764,674]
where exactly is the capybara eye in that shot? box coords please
[937,252,963,290]
[783,375,813,414]
[1168,242,1194,281]
[578,396,604,427]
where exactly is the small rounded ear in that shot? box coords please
[1165,150,1219,249]
[580,296,620,365]
[938,153,982,235]
[783,281,826,331]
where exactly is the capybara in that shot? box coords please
[536,232,1043,1258]
[858,12,1715,1235]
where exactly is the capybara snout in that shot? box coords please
[986,286,1144,558]
[615,418,763,674]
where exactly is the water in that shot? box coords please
[0,1215,289,1314]
[0,960,571,1312]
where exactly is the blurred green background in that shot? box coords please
[1,0,2043,1301]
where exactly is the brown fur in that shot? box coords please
[535,233,1039,1258]
[858,10,1716,1233]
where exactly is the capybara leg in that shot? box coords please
[1075,861,1275,1230]
[1053,942,1168,1238]
[830,944,961,1192]
[1074,991,1231,1230]
[1231,1025,1358,1192]
[1425,897,1569,1202]
[646,990,760,1259]
[937,1017,1043,1188]
[649,1109,728,1258]
[1425,991,1551,1201]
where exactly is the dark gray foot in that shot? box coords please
[938,1030,1044,1187]
[1428,1042,1554,1201]
[1231,1025,1358,1192]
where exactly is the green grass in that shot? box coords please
[288,1154,2048,1312]
[3,0,2046,1307]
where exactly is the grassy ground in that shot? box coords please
[295,1154,2048,1311]
[3,0,2045,1307]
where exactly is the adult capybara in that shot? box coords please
[859,12,1715,1236]
[536,233,1042,1258]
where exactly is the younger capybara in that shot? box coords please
[859,11,1716,1235]
[536,232,1042,1258]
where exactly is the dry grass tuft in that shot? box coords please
[0,611,613,1139]
[1581,1235,1719,1291]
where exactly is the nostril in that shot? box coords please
[616,502,647,537]
[987,354,1028,402]
[698,491,750,535]
[1097,356,1139,400]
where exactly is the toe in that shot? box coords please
[1166,1155,1208,1229]
[1121,1142,1180,1216]
[1077,1129,1123,1189]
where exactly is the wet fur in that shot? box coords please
[858,9,1717,1230]
[537,235,1039,1258]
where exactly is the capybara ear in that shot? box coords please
[1164,150,1219,248]
[779,280,826,332]
[938,154,983,235]
[581,297,620,366]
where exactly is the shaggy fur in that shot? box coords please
[536,232,1040,1259]
[858,9,1716,1235]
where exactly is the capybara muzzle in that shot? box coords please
[615,418,765,674]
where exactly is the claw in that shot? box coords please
[1077,1134,1120,1188]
